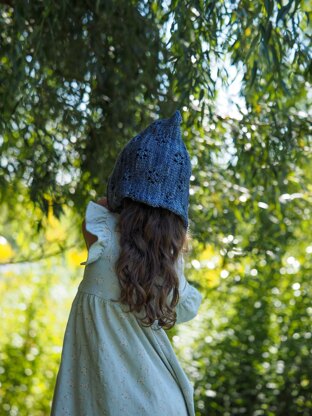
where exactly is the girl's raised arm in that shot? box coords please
[82,197,108,249]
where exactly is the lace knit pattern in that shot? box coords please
[106,110,192,229]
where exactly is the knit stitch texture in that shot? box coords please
[106,110,192,228]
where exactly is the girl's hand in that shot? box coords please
[96,196,108,208]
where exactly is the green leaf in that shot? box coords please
[245,33,260,62]
[260,41,271,64]
[264,21,273,43]
[250,60,258,88]
[276,1,293,23]
[199,88,204,101]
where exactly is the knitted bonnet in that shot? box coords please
[106,109,192,229]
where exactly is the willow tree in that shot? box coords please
[0,0,311,414]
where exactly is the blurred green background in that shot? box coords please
[0,1,311,415]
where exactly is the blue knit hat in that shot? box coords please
[106,109,192,229]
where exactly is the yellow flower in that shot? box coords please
[245,27,251,37]
[66,248,88,268]
[0,236,15,261]
[255,104,261,113]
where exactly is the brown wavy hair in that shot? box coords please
[112,197,190,330]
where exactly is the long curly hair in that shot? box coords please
[112,197,190,330]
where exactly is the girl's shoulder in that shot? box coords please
[85,200,119,224]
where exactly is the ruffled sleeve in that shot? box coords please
[174,253,203,324]
[80,201,115,266]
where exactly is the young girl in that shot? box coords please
[50,110,202,416]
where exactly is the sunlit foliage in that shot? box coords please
[0,0,311,415]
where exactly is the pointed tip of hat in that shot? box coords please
[170,109,182,125]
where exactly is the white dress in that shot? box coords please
[50,201,203,416]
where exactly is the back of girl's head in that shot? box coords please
[114,197,190,330]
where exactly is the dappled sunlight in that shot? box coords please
[0,0,311,414]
